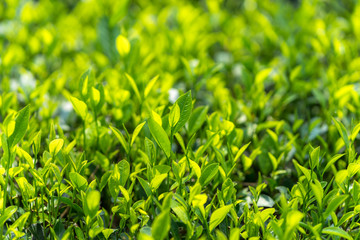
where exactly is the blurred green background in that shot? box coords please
[1,0,360,177]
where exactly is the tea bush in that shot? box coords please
[1,0,360,239]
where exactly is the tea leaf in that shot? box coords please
[8,105,30,148]
[209,205,232,232]
[49,139,64,156]
[85,190,100,219]
[70,172,88,192]
[0,206,17,226]
[16,146,34,168]
[322,227,353,240]
[310,179,323,208]
[199,163,219,187]
[148,118,171,158]
[125,73,141,102]
[173,91,192,134]
[110,125,129,153]
[323,195,348,219]
[131,121,146,146]
[144,75,159,98]
[333,118,349,149]
[323,154,345,175]
[70,96,87,121]
[188,106,208,136]
[152,210,170,240]
[310,146,320,170]
[118,160,130,186]
[138,177,152,197]
[169,103,180,128]
[116,35,131,56]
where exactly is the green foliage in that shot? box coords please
[2,0,360,239]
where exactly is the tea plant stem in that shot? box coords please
[109,195,118,228]
[9,180,15,206]
[86,223,89,240]
[55,183,61,220]
[151,198,156,220]
[41,187,46,232]
[109,213,115,229]
[344,147,351,214]
[344,177,351,214]
[2,164,10,213]
[0,151,11,240]
[35,182,40,221]
[83,120,87,158]
[69,184,78,220]
[34,153,39,223]
[94,111,99,148]
[167,131,173,190]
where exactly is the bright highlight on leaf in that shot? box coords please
[70,96,88,120]
[169,103,180,128]
[85,190,101,219]
[116,35,130,56]
[209,205,232,232]
[49,139,64,156]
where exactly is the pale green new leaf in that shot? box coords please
[70,172,88,192]
[234,142,251,163]
[7,212,30,232]
[322,227,353,240]
[293,160,311,181]
[323,154,345,175]
[100,171,112,192]
[118,160,130,186]
[49,139,64,156]
[209,205,232,232]
[102,229,115,240]
[333,117,349,149]
[8,105,30,148]
[138,177,152,197]
[351,122,360,141]
[70,96,87,120]
[151,174,167,191]
[323,195,348,219]
[173,91,192,134]
[119,185,130,202]
[110,125,129,154]
[91,87,100,106]
[148,118,171,158]
[116,35,131,56]
[86,190,100,219]
[16,146,34,168]
[0,206,17,226]
[337,211,355,227]
[131,121,146,146]
[199,163,219,187]
[188,106,208,136]
[347,162,360,178]
[310,146,320,170]
[144,75,159,98]
[152,210,170,240]
[310,179,323,208]
[285,210,304,233]
[230,228,241,240]
[125,73,141,102]
[169,103,180,128]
